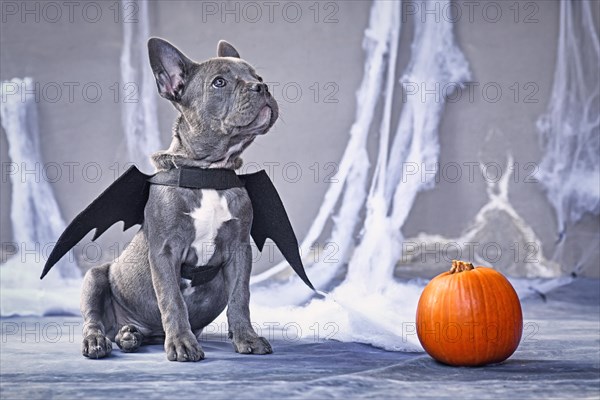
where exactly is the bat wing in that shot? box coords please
[40,166,151,279]
[239,170,315,291]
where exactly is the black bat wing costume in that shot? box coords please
[40,166,315,291]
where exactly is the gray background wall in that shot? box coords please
[1,0,599,277]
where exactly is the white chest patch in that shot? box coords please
[188,190,233,266]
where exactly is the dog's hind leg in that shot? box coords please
[115,324,144,353]
[80,263,115,359]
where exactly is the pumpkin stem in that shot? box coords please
[450,260,475,274]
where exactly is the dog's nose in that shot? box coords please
[249,83,268,93]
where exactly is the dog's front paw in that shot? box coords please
[82,333,113,359]
[165,332,204,362]
[232,335,273,355]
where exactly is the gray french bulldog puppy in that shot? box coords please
[79,38,278,361]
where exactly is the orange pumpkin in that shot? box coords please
[416,260,523,366]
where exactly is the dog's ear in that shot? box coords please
[217,40,240,58]
[148,37,193,102]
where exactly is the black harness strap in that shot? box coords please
[181,264,223,286]
[148,167,244,190]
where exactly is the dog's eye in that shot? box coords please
[212,77,227,88]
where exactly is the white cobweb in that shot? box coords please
[536,0,599,239]
[0,78,81,316]
[120,0,162,173]
[245,0,470,351]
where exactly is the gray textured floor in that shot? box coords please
[1,279,599,399]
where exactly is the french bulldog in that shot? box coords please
[80,38,278,361]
